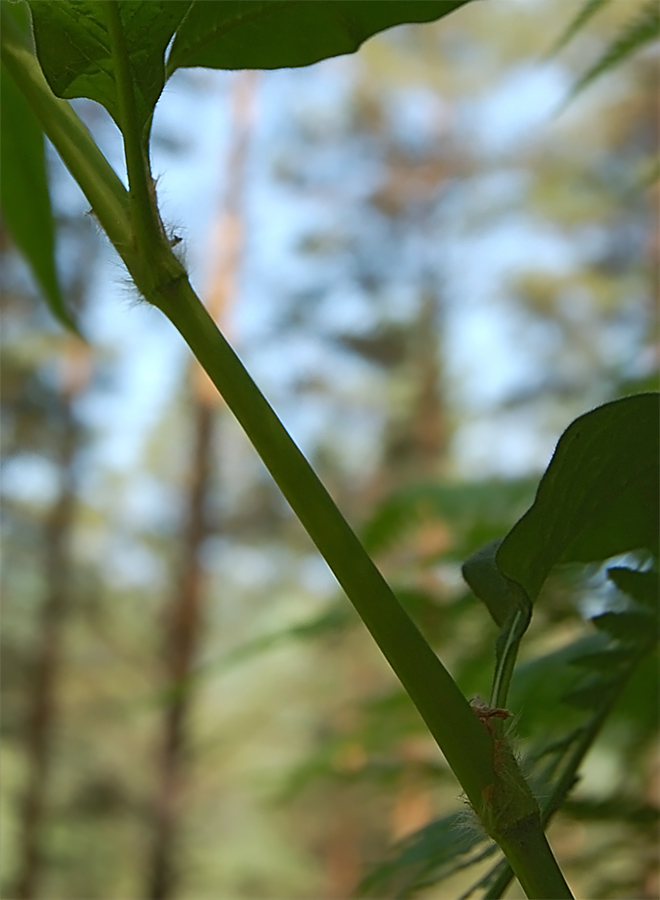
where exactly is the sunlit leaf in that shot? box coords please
[27,0,192,140]
[546,0,609,58]
[25,0,471,141]
[568,0,659,99]
[551,0,660,105]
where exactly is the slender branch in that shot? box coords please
[482,642,655,899]
[0,4,131,257]
[495,820,573,900]
[5,10,574,892]
[155,270,498,812]
[102,0,165,264]
[490,602,531,709]
[157,272,570,897]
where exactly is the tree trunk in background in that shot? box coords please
[146,398,215,900]
[373,284,448,497]
[146,72,257,900]
[409,286,447,477]
[13,392,80,900]
[323,799,361,900]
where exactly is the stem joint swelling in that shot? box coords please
[153,266,190,313]
[129,250,189,314]
[474,723,573,900]
[478,726,538,840]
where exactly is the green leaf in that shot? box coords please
[357,810,494,898]
[166,1,471,75]
[0,0,75,331]
[592,609,657,642]
[570,646,638,670]
[509,634,607,733]
[26,1,471,138]
[362,479,535,559]
[549,0,660,104]
[562,675,619,710]
[462,539,516,627]
[560,795,660,826]
[608,566,659,609]
[568,0,660,99]
[27,0,192,141]
[546,0,610,58]
[496,394,660,602]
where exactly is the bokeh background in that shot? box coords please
[1,1,658,898]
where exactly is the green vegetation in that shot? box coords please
[1,2,657,898]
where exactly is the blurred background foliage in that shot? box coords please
[1,0,657,898]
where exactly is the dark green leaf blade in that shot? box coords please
[27,0,192,139]
[1,0,75,331]
[607,566,659,609]
[356,810,493,898]
[592,609,657,642]
[497,394,660,601]
[166,0,470,75]
[462,539,516,627]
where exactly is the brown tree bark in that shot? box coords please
[13,337,89,898]
[146,398,214,900]
[146,72,257,900]
[409,286,448,478]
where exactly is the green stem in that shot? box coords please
[154,269,496,811]
[478,723,573,899]
[490,601,531,709]
[102,0,165,265]
[483,647,654,900]
[4,15,573,892]
[496,817,573,899]
[0,4,132,257]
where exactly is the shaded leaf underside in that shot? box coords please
[497,393,659,601]
[27,0,471,135]
[166,1,470,74]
